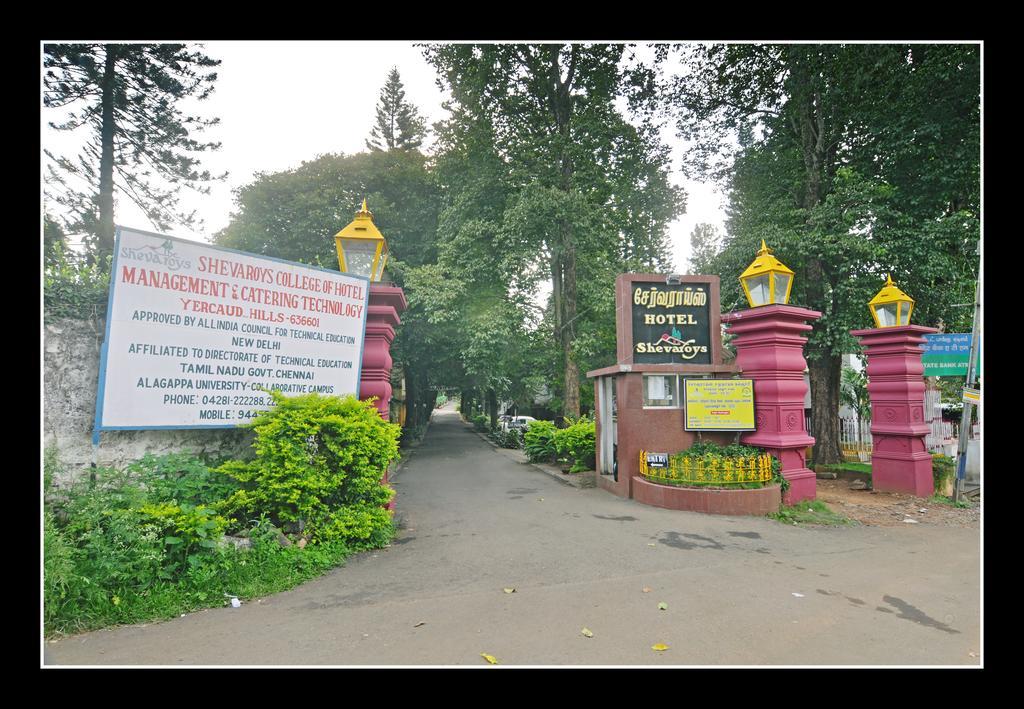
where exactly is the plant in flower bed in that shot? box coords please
[524,420,558,463]
[43,393,400,637]
[554,416,595,473]
[643,441,785,491]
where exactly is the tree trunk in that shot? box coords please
[790,50,843,466]
[487,388,498,429]
[97,45,118,263]
[561,241,580,418]
[809,354,843,465]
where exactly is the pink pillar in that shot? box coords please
[359,284,407,510]
[851,325,938,497]
[722,305,821,504]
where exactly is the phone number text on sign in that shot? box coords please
[96,227,370,430]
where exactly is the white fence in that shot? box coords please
[803,414,972,461]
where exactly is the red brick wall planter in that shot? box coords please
[631,476,781,515]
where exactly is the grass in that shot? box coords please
[45,526,393,638]
[926,493,972,509]
[768,500,855,526]
[818,461,872,475]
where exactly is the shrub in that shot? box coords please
[932,453,956,494]
[524,420,558,463]
[666,441,784,491]
[217,392,399,545]
[138,502,230,576]
[493,427,522,449]
[127,452,241,508]
[553,417,596,473]
[43,243,111,321]
[472,413,489,432]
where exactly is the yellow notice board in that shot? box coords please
[684,379,756,431]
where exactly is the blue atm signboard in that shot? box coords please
[920,334,981,377]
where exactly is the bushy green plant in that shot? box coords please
[554,418,596,473]
[472,413,489,432]
[491,427,522,449]
[932,453,956,494]
[667,440,784,490]
[43,242,111,320]
[217,392,399,545]
[127,452,241,507]
[138,502,230,576]
[524,420,558,463]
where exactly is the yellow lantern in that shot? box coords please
[334,198,389,282]
[739,240,795,307]
[868,274,914,328]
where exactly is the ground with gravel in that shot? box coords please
[815,478,980,528]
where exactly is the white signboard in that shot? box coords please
[95,227,370,430]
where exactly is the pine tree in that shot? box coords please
[366,67,427,151]
[688,223,721,274]
[43,43,225,261]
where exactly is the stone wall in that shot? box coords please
[43,316,253,485]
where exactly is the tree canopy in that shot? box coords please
[667,43,980,463]
[44,43,225,261]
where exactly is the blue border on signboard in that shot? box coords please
[93,225,373,433]
[682,377,757,432]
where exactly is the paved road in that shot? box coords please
[46,407,981,666]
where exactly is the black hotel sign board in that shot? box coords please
[631,281,713,364]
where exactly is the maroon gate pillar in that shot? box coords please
[722,304,821,504]
[851,325,938,497]
[359,284,407,510]
[359,284,407,418]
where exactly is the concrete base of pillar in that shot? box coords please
[872,453,934,497]
[782,469,817,504]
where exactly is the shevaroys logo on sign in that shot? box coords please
[119,238,192,271]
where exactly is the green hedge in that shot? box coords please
[218,392,399,545]
[554,417,596,473]
[524,420,558,463]
[43,392,400,637]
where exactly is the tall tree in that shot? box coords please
[365,67,428,152]
[669,43,979,464]
[424,43,684,417]
[688,222,721,273]
[215,149,445,429]
[43,43,224,261]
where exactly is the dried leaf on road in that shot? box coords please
[581,628,594,638]
[481,653,499,664]
[642,587,652,593]
[652,643,669,651]
[413,621,426,628]
[503,587,516,594]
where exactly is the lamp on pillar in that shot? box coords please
[851,275,936,497]
[740,240,795,308]
[335,199,407,511]
[722,241,821,504]
[867,274,914,328]
[334,199,389,283]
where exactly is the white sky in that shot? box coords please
[42,41,726,272]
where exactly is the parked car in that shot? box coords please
[505,415,537,432]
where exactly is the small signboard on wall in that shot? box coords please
[683,379,756,431]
